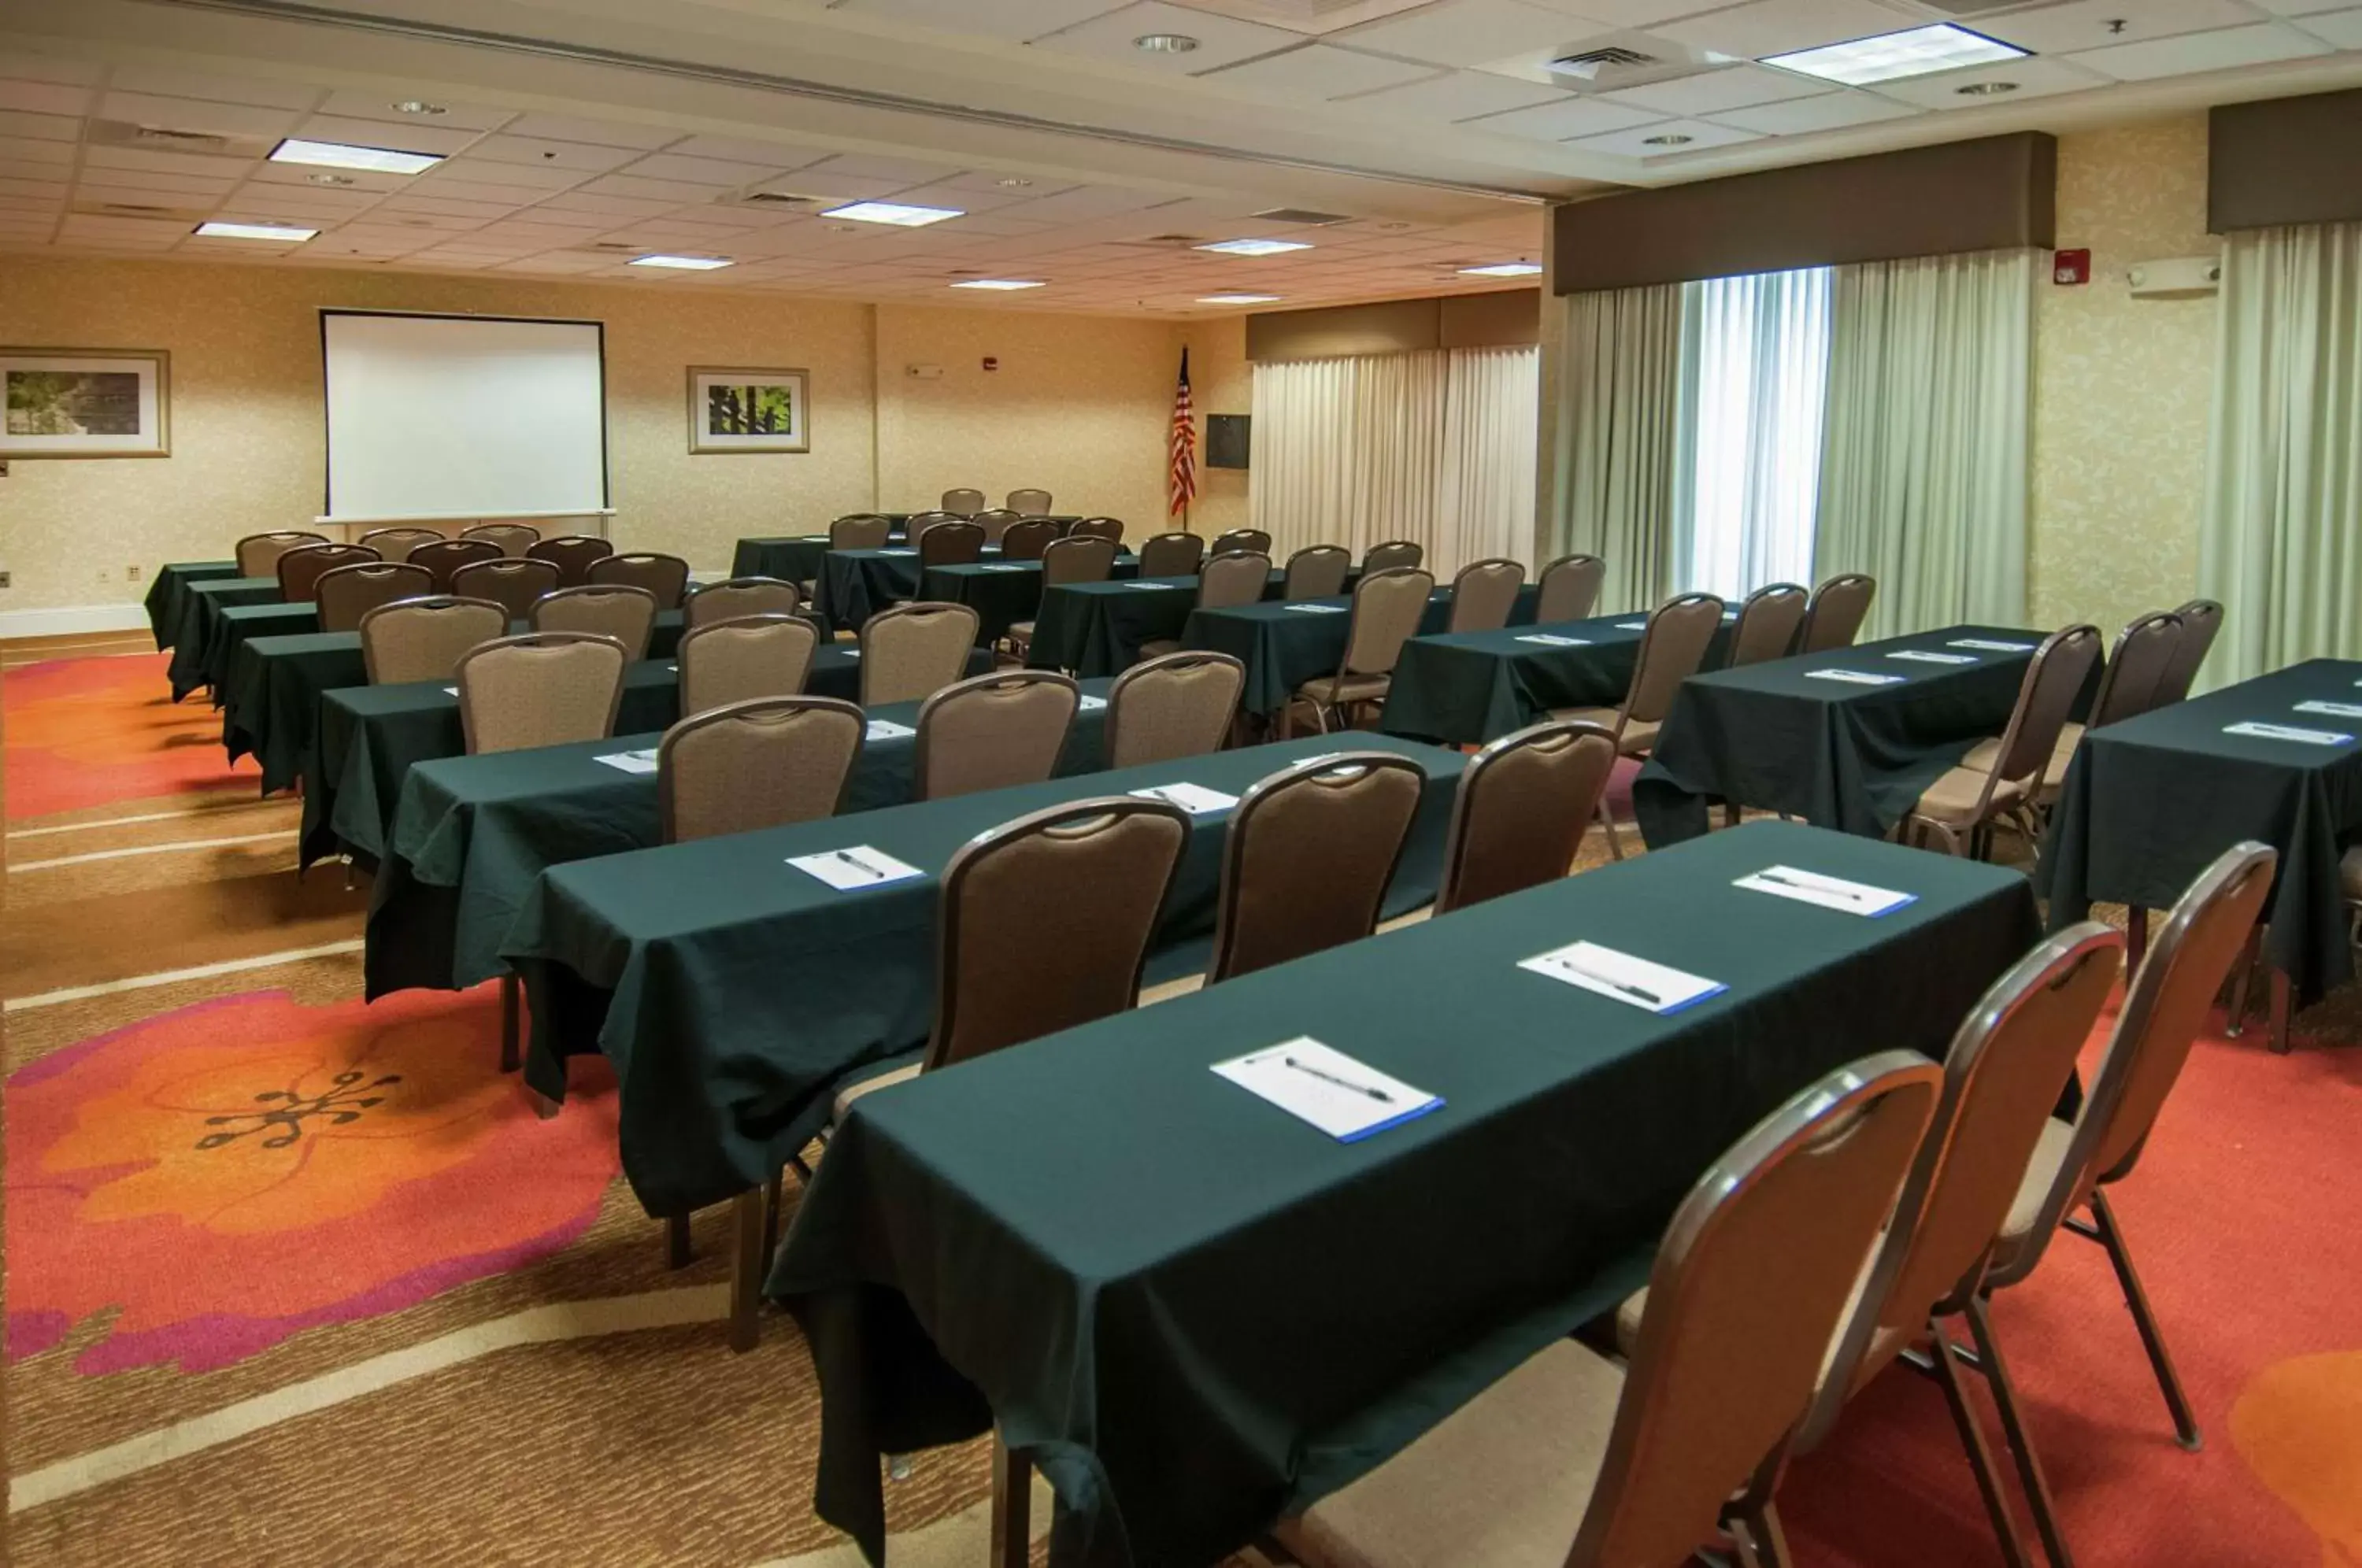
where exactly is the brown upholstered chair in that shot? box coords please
[905,511,961,544]
[314,561,431,634]
[1105,652,1244,770]
[358,597,507,685]
[1283,545,1353,601]
[940,487,986,517]
[357,526,443,562]
[1446,557,1527,634]
[677,613,818,714]
[1899,623,2103,859]
[1800,572,1876,652]
[1551,592,1725,858]
[1206,752,1425,984]
[1005,487,1053,516]
[1137,532,1205,578]
[2154,598,2222,703]
[657,695,864,843]
[461,522,541,557]
[277,542,379,604]
[409,537,503,593]
[450,557,561,624]
[1534,553,1606,625]
[456,632,628,755]
[1361,539,1423,575]
[917,519,986,568]
[1002,536,1118,660]
[971,508,1022,546]
[1279,1052,1945,1568]
[829,513,894,552]
[589,551,690,608]
[235,530,327,578]
[1965,610,2183,807]
[999,518,1059,561]
[685,576,799,628]
[1069,516,1125,545]
[526,534,615,586]
[1141,550,1269,660]
[831,795,1191,1120]
[1727,582,1809,667]
[861,601,979,706]
[1209,527,1271,557]
[914,671,1080,801]
[1432,719,1617,915]
[1284,567,1435,737]
[530,583,659,661]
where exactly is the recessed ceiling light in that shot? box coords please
[1764,24,2027,87]
[629,253,733,270]
[1458,261,1543,277]
[822,200,964,227]
[1134,33,1199,53]
[1196,238,1312,257]
[995,176,1033,188]
[270,137,443,176]
[1642,134,1695,147]
[307,172,357,187]
[194,220,317,242]
[1955,80,2020,96]
[391,100,446,116]
[1198,293,1282,305]
[950,278,1044,290]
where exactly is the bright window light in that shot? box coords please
[269,138,443,176]
[1198,293,1282,304]
[950,279,1044,290]
[629,254,733,270]
[194,220,317,242]
[1195,238,1312,256]
[822,201,964,227]
[1459,261,1542,277]
[1764,24,2027,87]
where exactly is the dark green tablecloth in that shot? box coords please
[1024,578,1212,677]
[1186,586,1542,718]
[168,576,280,698]
[820,545,1134,632]
[501,731,1465,1219]
[767,819,2040,1568]
[365,676,1117,997]
[921,560,1144,645]
[1633,625,2084,847]
[732,534,847,584]
[146,560,237,649]
[202,602,317,701]
[1381,611,1739,745]
[2038,658,2362,1007]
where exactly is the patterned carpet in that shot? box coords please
[4,632,2356,1566]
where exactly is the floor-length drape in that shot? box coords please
[1439,346,1540,569]
[2200,221,2362,690]
[1813,248,2035,642]
[1549,283,1684,613]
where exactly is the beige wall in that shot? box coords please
[0,257,1182,613]
[1175,315,1252,538]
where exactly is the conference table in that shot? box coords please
[2038,658,2362,1051]
[165,575,283,697]
[768,819,2042,1568]
[1633,626,2093,849]
[1380,611,1740,745]
[1020,575,1271,679]
[145,560,238,650]
[815,545,1137,633]
[731,520,1085,586]
[1184,586,1542,719]
[920,560,1150,647]
[363,676,1116,1000]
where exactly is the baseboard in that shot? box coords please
[0,602,150,639]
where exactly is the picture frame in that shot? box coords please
[687,365,809,454]
[1,349,172,458]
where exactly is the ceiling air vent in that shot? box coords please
[1544,46,1659,81]
[86,118,271,158]
[1250,207,1352,226]
[72,198,212,222]
[736,190,823,208]
[1126,233,1209,247]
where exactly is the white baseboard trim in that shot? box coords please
[0,602,150,639]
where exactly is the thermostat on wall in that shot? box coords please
[906,363,943,379]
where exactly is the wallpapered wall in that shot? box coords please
[0,257,1185,613]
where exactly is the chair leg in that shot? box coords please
[1965,1295,2076,1568]
[1929,1317,2038,1568]
[2224,924,2260,1035]
[1727,1500,1792,1568]
[989,1433,1031,1568]
[1596,799,1624,861]
[666,1212,692,1269]
[727,1187,765,1353]
[2126,907,2148,976]
[499,973,521,1073]
[761,1171,785,1272]
[1722,801,1741,830]
[2082,1189,2203,1450]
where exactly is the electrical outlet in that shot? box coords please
[0,570,12,589]
[127,564,143,582]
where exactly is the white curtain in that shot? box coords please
[1250,345,1538,571]
[1549,283,1685,612]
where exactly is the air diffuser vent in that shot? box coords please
[87,118,271,158]
[1544,46,1659,80]
[1250,207,1351,226]
[1127,233,1209,246]
[736,190,823,207]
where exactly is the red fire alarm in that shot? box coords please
[2053,249,2091,287]
[981,356,999,372]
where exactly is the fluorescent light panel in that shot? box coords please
[1196,238,1312,256]
[950,279,1043,290]
[823,201,964,227]
[630,254,733,270]
[269,137,443,175]
[1764,24,2026,87]
[194,220,317,242]
[1198,293,1281,304]
[1460,261,1542,276]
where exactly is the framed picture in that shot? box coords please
[687,365,809,453]
[1,349,171,458]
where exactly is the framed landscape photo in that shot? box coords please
[1,349,171,458]
[688,365,808,453]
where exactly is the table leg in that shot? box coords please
[2127,908,2147,975]
[990,1435,1031,1568]
[2269,967,2292,1056]
[499,973,520,1073]
[728,1189,765,1352]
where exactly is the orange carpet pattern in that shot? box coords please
[4,649,257,819]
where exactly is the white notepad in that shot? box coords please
[864,719,916,741]
[1122,581,1182,591]
[1614,620,1647,631]
[1520,940,1726,1015]
[1212,1037,1442,1143]
[1889,650,1977,666]
[980,564,1030,573]
[1131,782,1240,814]
[2224,721,2353,746]
[2294,700,2362,719]
[788,845,924,890]
[840,649,861,660]
[442,685,458,695]
[1283,603,1349,614]
[1949,638,2036,653]
[877,548,916,557]
[1805,669,1905,686]
[1517,633,1592,647]
[594,747,661,775]
[1078,694,1107,712]
[800,534,830,542]
[1734,865,1915,917]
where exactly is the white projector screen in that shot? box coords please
[320,310,609,525]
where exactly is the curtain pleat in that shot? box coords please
[1549,283,1685,612]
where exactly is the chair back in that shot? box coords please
[915,671,1080,801]
[1209,752,1426,983]
[1069,516,1126,545]
[456,632,628,754]
[1535,553,1606,624]
[1361,539,1423,575]
[235,531,327,578]
[526,534,615,586]
[530,583,658,660]
[971,508,1022,546]
[1282,545,1352,601]
[450,557,561,624]
[685,576,800,628]
[940,488,986,517]
[1571,1053,1943,1568]
[461,522,541,557]
[1623,593,1726,727]
[1339,567,1435,678]
[409,537,503,592]
[2155,599,2223,702]
[1801,573,1876,653]
[1198,550,1271,611]
[1446,557,1527,634]
[1985,624,2105,790]
[905,511,960,544]
[1106,652,1244,770]
[1005,487,1053,516]
[918,519,986,567]
[359,597,507,685]
[677,613,818,714]
[924,797,1191,1073]
[2085,611,2186,730]
[1000,518,1059,561]
[589,552,690,608]
[1210,528,1271,557]
[1137,532,1205,578]
[1728,582,1810,667]
[861,601,980,706]
[1433,719,1617,915]
[830,513,894,552]
[657,695,863,843]
[315,561,432,634]
[1041,534,1117,587]
[357,526,443,562]
[278,542,379,604]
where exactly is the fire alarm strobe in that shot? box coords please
[2053,249,2092,287]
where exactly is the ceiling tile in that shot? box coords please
[463,134,643,172]
[1565,116,1762,156]
[1709,88,1918,134]
[577,172,742,202]
[535,190,682,217]
[665,133,832,167]
[0,134,72,164]
[2295,8,2362,46]
[98,92,302,139]
[2245,0,2359,12]
[294,115,479,155]
[246,160,412,193]
[1031,2,1306,72]
[499,113,680,148]
[1517,0,1726,21]
[1198,43,1442,96]
[77,165,240,195]
[1652,0,1923,60]
[434,154,594,189]
[0,110,80,142]
[0,175,68,199]
[1976,0,2259,54]
[0,80,92,117]
[374,193,523,220]
[805,151,964,183]
[1334,0,1590,70]
[1461,93,1662,139]
[1871,54,2115,109]
[2068,22,2333,80]
[831,0,1126,39]
[618,151,792,186]
[404,175,568,205]
[101,67,317,110]
[309,89,515,131]
[1597,62,1834,114]
[1332,66,1568,117]
[83,144,256,179]
[0,51,104,87]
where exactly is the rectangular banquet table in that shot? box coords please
[1633,625,2092,848]
[499,731,1466,1222]
[2036,658,2362,1034]
[1381,610,1739,745]
[167,575,280,697]
[767,819,2041,1568]
[734,522,1087,585]
[146,560,238,649]
[920,559,1144,646]
[364,675,1116,998]
[817,545,1134,632]
[1185,585,1541,718]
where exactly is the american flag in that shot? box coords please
[1168,349,1197,517]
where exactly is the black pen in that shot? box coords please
[1758,870,1866,904]
[834,849,884,880]
[1554,958,1663,1008]
[1283,1056,1394,1104]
